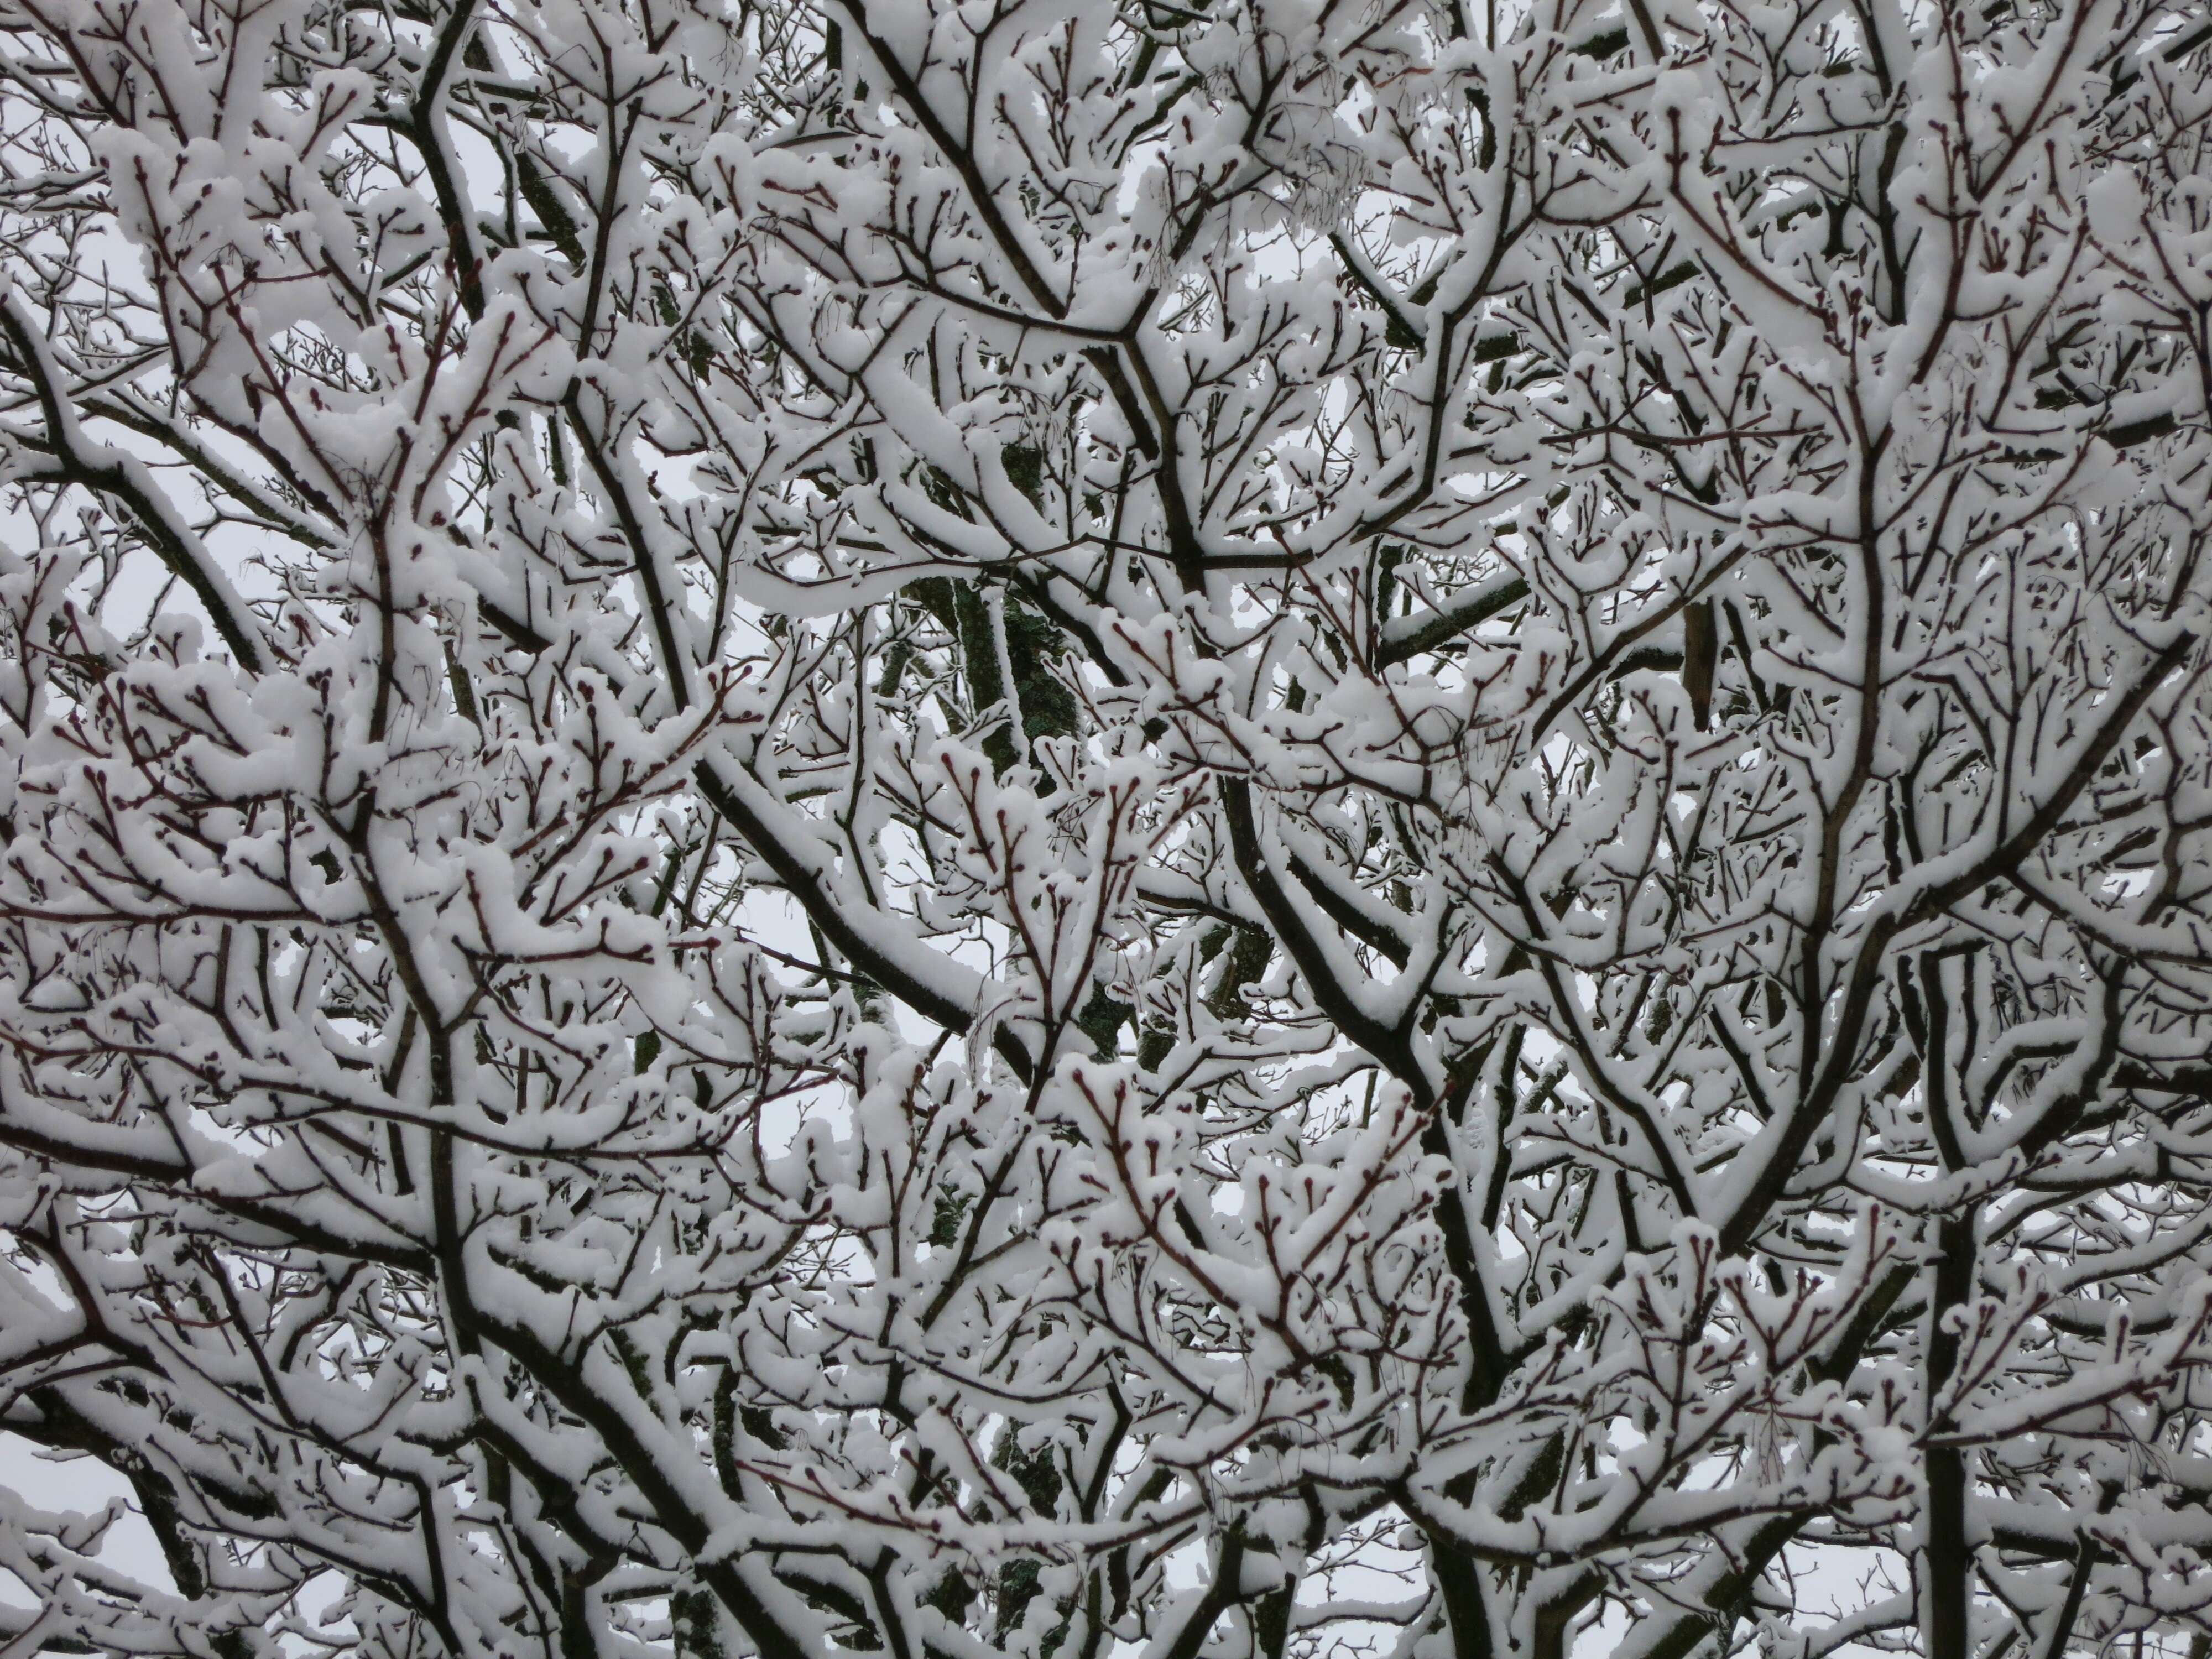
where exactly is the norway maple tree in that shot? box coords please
[2,0,2211,1655]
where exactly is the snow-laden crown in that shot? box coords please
[0,0,2209,1655]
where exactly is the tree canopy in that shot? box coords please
[2,0,2212,1655]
